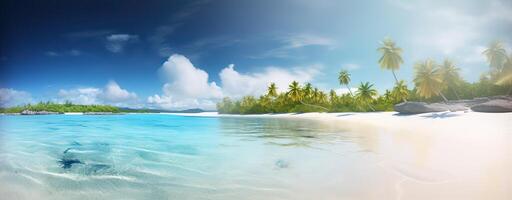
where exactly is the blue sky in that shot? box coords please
[1,0,511,109]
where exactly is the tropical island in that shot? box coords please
[217,39,512,114]
[1,40,511,115]
[0,101,206,114]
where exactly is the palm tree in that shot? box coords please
[383,89,392,102]
[392,80,409,103]
[378,37,403,84]
[329,89,338,104]
[496,54,512,95]
[303,83,313,100]
[413,59,448,102]
[312,88,320,102]
[267,82,278,97]
[287,81,329,111]
[287,81,302,102]
[440,59,462,99]
[338,70,354,96]
[483,41,508,79]
[318,91,328,104]
[356,82,377,111]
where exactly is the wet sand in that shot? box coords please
[169,111,512,200]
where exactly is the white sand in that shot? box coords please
[167,111,512,199]
[166,111,512,135]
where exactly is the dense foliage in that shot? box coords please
[0,101,120,113]
[218,40,512,114]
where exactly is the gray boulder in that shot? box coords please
[471,99,512,113]
[20,110,59,115]
[394,102,449,114]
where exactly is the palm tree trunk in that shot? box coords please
[299,100,329,112]
[368,103,376,112]
[439,92,449,103]
[391,70,399,85]
[450,87,461,100]
[346,85,354,97]
[392,70,408,102]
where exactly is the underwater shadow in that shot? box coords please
[421,112,461,119]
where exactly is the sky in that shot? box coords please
[1,0,511,110]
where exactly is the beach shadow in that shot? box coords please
[421,112,461,119]
[337,113,354,117]
[392,113,418,117]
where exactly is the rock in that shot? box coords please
[446,104,469,112]
[83,112,118,115]
[275,159,289,168]
[394,102,449,114]
[58,158,83,169]
[20,110,59,115]
[471,99,512,113]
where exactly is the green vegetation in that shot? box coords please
[0,101,120,114]
[218,39,512,114]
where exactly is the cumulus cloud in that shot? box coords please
[219,64,321,98]
[105,34,139,53]
[0,88,33,107]
[101,81,138,102]
[147,54,222,110]
[148,54,322,110]
[57,81,138,106]
[58,87,102,105]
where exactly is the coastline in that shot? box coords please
[165,111,512,135]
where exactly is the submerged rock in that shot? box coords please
[471,99,512,113]
[58,158,83,169]
[394,102,449,114]
[83,164,113,175]
[275,159,289,168]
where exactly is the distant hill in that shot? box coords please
[175,108,205,113]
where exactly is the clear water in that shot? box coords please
[0,114,510,200]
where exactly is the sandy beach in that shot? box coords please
[167,111,512,135]
[167,111,512,199]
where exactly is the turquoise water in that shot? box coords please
[1,114,384,200]
[3,114,509,199]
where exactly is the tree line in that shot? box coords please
[0,101,121,113]
[217,39,512,114]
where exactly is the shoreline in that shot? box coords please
[165,111,512,135]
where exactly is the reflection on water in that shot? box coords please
[0,114,510,200]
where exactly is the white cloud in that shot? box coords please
[69,49,81,56]
[45,49,82,57]
[0,88,33,107]
[58,87,102,105]
[57,81,138,106]
[219,64,321,98]
[150,25,179,57]
[101,81,138,102]
[341,63,360,71]
[334,88,358,96]
[148,54,322,110]
[284,34,336,49]
[148,54,222,110]
[391,0,512,81]
[254,34,337,58]
[105,34,139,53]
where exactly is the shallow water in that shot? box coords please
[0,114,510,200]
